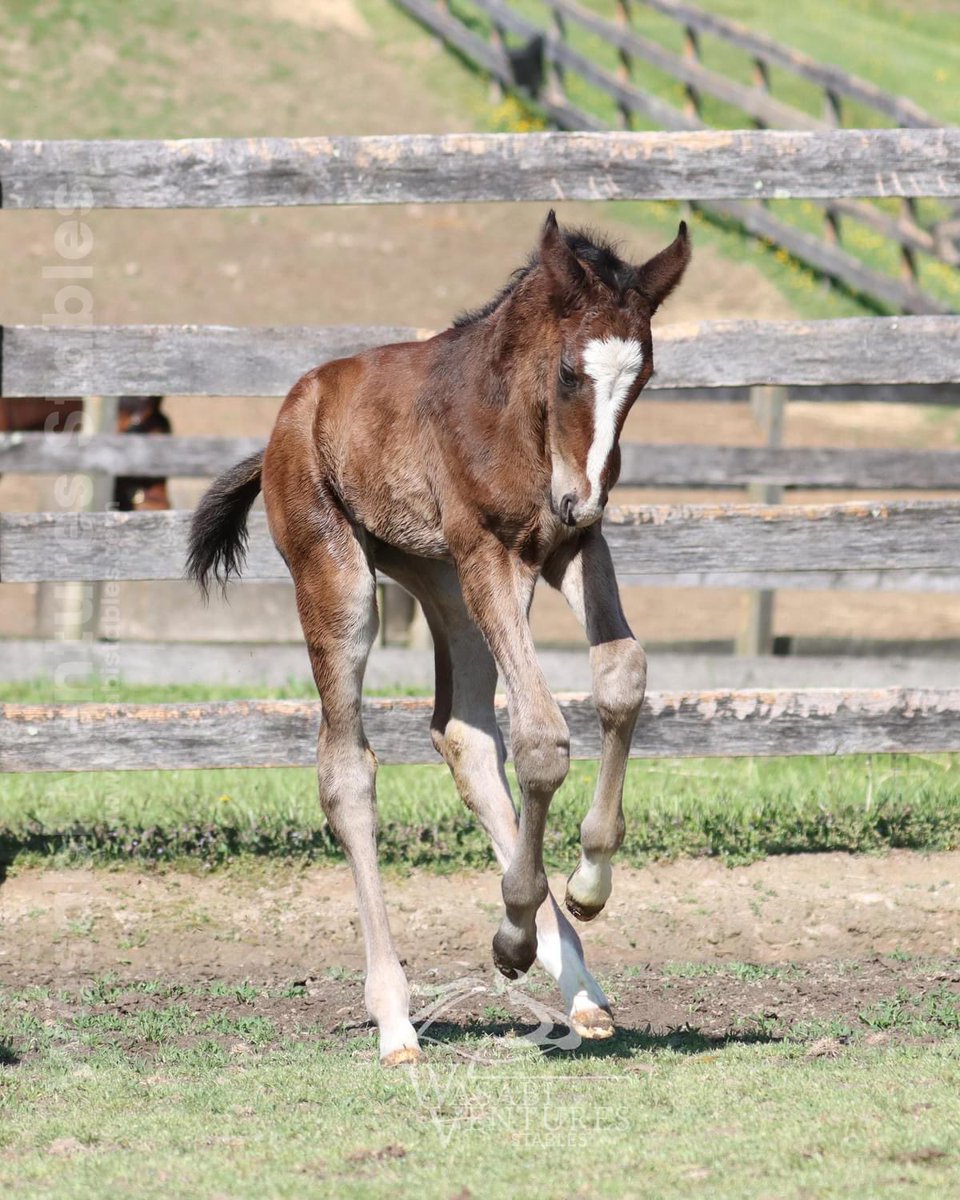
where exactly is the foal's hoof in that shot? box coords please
[565,858,612,922]
[492,922,537,980]
[564,888,606,923]
[570,1005,615,1041]
[380,1045,422,1068]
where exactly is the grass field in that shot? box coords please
[2,967,959,1199]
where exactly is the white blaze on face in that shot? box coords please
[582,336,644,502]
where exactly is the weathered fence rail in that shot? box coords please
[3,316,959,396]
[3,688,958,772]
[5,642,959,692]
[4,433,958,491]
[2,502,958,588]
[3,129,960,209]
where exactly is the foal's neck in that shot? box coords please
[470,295,553,438]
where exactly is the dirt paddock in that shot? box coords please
[2,854,957,1048]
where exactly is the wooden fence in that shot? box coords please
[395,0,957,315]
[1,130,960,771]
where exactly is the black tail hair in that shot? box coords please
[186,451,264,599]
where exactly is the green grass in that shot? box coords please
[3,680,960,870]
[1,980,959,1199]
[0,0,491,139]
[688,0,960,124]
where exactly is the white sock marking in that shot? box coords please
[536,922,610,1015]
[582,337,644,501]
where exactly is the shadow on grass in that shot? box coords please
[0,1039,22,1066]
[416,1019,780,1059]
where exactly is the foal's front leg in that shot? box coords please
[457,543,570,978]
[543,526,647,921]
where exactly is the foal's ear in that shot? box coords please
[539,209,587,307]
[632,221,691,315]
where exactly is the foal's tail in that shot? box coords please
[186,451,264,598]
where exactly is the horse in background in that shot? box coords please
[188,212,691,1065]
[0,396,171,510]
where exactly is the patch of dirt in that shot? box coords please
[258,0,372,37]
[2,954,957,1065]
[1,852,958,990]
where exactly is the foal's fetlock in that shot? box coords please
[492,917,538,980]
[564,855,613,922]
[494,869,547,977]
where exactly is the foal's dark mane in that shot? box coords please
[452,227,633,329]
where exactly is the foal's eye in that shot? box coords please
[558,359,578,390]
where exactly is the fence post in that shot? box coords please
[821,88,844,246]
[613,0,635,128]
[487,11,507,104]
[681,24,703,120]
[899,197,920,288]
[751,56,770,128]
[34,394,118,645]
[87,395,119,640]
[379,584,431,650]
[546,5,568,105]
[736,385,786,657]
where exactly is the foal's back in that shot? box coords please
[263,336,449,560]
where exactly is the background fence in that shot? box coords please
[395,0,958,316]
[2,129,960,770]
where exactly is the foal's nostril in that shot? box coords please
[560,493,577,526]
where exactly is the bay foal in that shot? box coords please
[188,213,690,1064]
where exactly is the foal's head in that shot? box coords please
[532,212,690,529]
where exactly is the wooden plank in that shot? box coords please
[647,384,960,405]
[2,500,959,584]
[603,500,960,575]
[618,444,960,489]
[5,434,959,489]
[0,433,267,476]
[619,569,960,593]
[5,639,958,691]
[4,128,960,210]
[2,687,958,771]
[633,0,940,129]
[0,324,430,397]
[4,317,960,397]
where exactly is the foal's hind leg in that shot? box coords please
[290,522,419,1066]
[379,553,612,1038]
[543,526,646,921]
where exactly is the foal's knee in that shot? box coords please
[592,639,647,728]
[513,708,570,797]
[316,726,377,833]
